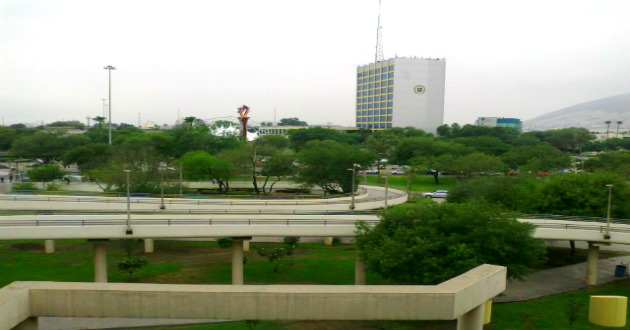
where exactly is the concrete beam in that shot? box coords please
[144,239,154,253]
[44,240,54,254]
[0,265,506,327]
[231,237,251,285]
[355,258,366,285]
[586,242,599,285]
[90,240,108,283]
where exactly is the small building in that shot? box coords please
[475,117,522,131]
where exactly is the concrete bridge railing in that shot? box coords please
[1,264,506,330]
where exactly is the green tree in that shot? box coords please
[447,176,537,210]
[521,172,630,218]
[27,164,65,189]
[260,151,297,194]
[365,131,397,175]
[92,116,106,130]
[453,152,506,179]
[502,144,571,173]
[181,151,234,193]
[288,127,362,150]
[117,239,148,281]
[10,131,68,163]
[584,150,630,177]
[542,128,595,153]
[389,136,467,165]
[278,117,308,126]
[47,120,85,130]
[255,246,287,273]
[61,143,113,172]
[356,201,546,284]
[283,237,300,266]
[297,140,375,193]
[451,136,512,156]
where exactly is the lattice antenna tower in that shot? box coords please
[375,0,384,63]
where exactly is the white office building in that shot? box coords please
[355,57,446,133]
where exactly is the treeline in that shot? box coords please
[0,122,628,217]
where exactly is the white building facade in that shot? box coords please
[355,57,446,133]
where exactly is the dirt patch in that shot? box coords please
[282,320,456,330]
[10,243,42,252]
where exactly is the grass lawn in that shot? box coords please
[362,175,459,193]
[2,240,628,330]
[0,240,389,287]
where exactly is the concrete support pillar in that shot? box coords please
[44,240,55,254]
[586,242,599,285]
[243,240,250,252]
[324,237,333,245]
[355,258,366,285]
[92,240,108,283]
[457,303,485,330]
[13,317,38,330]
[144,239,154,253]
[231,238,246,285]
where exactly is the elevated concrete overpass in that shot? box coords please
[0,214,628,245]
[0,185,406,212]
[0,211,628,287]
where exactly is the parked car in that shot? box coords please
[423,190,449,198]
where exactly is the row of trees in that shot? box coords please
[1,121,628,197]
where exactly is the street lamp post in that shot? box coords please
[159,164,166,210]
[125,169,132,235]
[347,164,358,210]
[382,175,389,209]
[605,184,613,239]
[103,65,116,145]
[179,164,183,197]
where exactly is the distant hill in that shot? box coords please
[524,93,630,132]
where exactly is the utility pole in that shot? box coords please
[103,65,116,145]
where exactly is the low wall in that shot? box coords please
[0,264,506,329]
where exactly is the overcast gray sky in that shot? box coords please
[1,0,629,128]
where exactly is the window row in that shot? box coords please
[357,65,394,78]
[356,109,393,116]
[357,116,393,123]
[357,95,394,102]
[357,73,394,84]
[357,87,394,96]
[356,102,394,110]
[357,82,394,91]
[356,123,393,129]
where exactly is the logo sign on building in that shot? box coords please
[414,85,426,94]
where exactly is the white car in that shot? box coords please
[423,190,448,198]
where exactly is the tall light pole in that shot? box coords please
[125,169,132,235]
[347,164,358,210]
[382,175,389,209]
[605,184,613,239]
[103,65,116,145]
[179,163,183,197]
[159,163,166,210]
